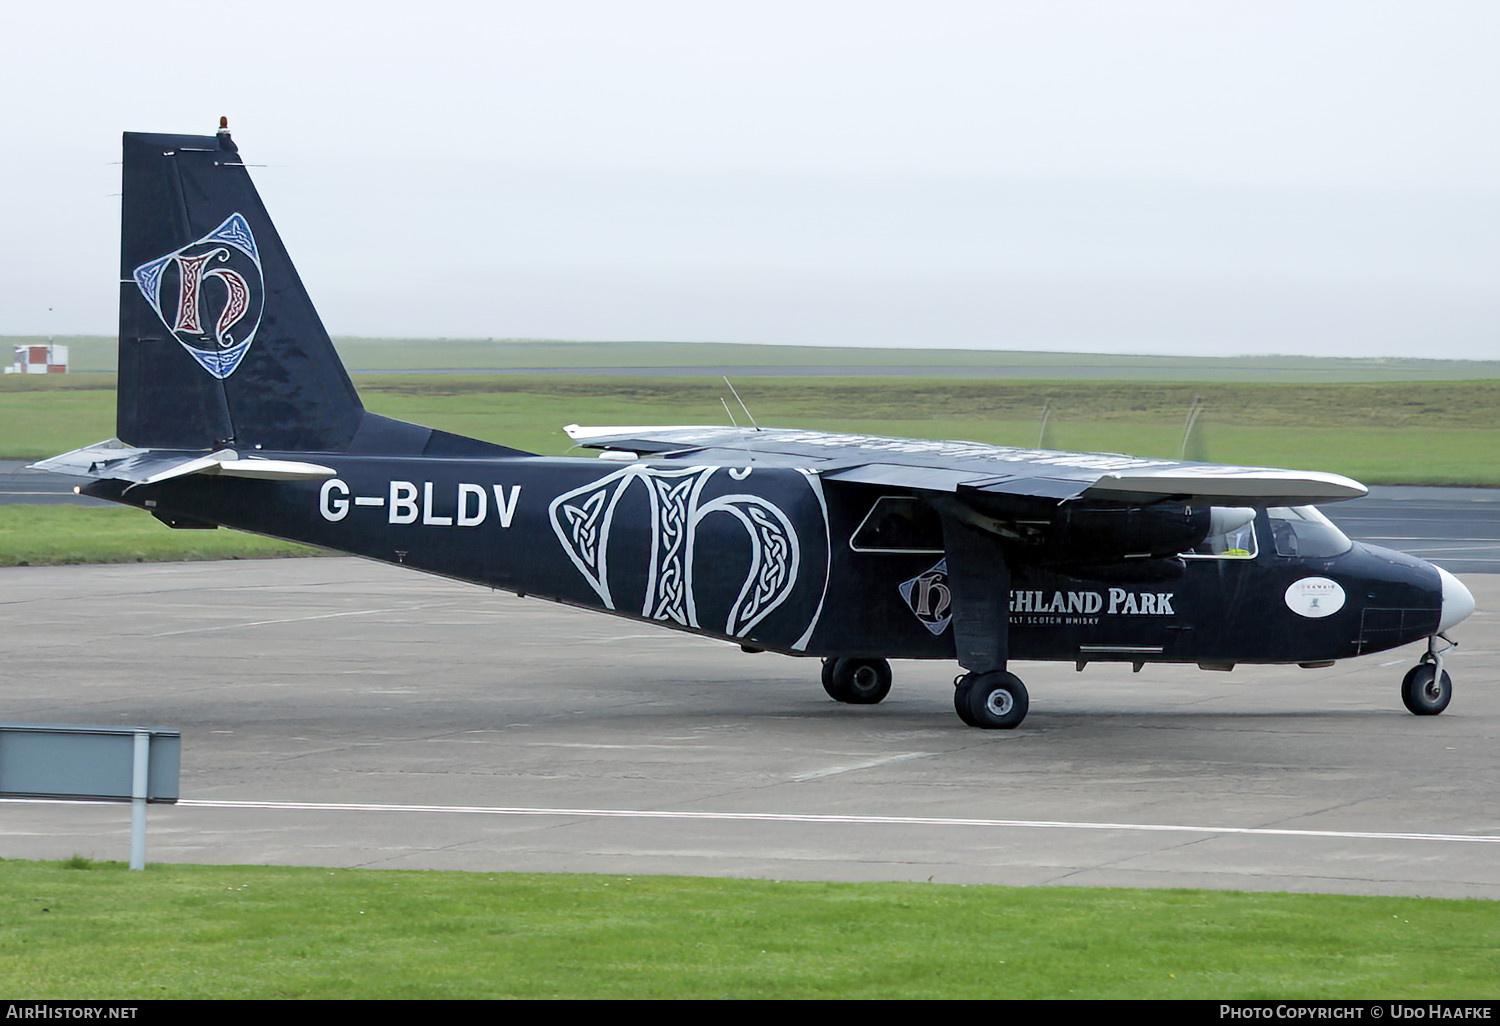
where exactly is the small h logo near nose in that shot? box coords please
[899,559,953,635]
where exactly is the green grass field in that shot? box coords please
[4,365,1497,565]
[11,333,1500,380]
[0,506,317,566]
[4,370,1500,484]
[4,859,1496,999]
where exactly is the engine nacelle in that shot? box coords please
[1037,502,1228,563]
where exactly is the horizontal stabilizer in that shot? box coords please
[30,441,335,486]
[207,458,338,481]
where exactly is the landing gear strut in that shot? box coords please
[1401,635,1454,716]
[953,670,1029,729]
[934,506,1020,729]
[821,657,893,705]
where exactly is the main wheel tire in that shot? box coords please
[961,671,1029,729]
[1401,664,1452,716]
[953,677,978,727]
[824,658,892,704]
[820,658,837,697]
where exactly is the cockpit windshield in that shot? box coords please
[1266,506,1352,559]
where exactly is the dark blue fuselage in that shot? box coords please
[89,455,1445,671]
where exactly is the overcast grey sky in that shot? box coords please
[4,1,1498,357]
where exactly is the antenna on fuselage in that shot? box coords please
[1181,395,1207,460]
[721,396,740,429]
[723,376,761,431]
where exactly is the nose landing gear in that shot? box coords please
[1401,634,1455,716]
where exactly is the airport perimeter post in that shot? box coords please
[130,730,148,870]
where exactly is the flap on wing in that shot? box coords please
[564,424,723,455]
[821,464,1082,499]
[957,474,1092,501]
[31,441,336,485]
[820,464,982,492]
[663,447,833,468]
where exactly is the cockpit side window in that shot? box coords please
[1266,506,1352,559]
[1183,508,1259,560]
[850,496,944,553]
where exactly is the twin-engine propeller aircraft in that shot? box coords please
[35,123,1476,729]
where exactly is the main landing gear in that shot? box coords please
[817,658,1030,728]
[818,658,1029,728]
[821,657,893,705]
[1401,635,1455,716]
[953,670,1029,729]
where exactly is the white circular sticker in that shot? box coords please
[1284,577,1346,619]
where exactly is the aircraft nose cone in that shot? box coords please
[1437,566,1476,632]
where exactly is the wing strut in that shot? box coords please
[939,511,1010,676]
[939,508,1030,728]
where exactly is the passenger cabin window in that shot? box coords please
[1184,508,1258,560]
[1267,506,1352,559]
[850,496,944,553]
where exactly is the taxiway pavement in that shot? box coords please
[2,558,1496,897]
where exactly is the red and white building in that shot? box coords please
[7,343,69,374]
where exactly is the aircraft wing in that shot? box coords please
[563,424,1367,506]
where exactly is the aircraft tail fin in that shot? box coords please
[116,122,521,458]
[118,124,365,453]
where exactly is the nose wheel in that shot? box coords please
[1401,635,1455,716]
